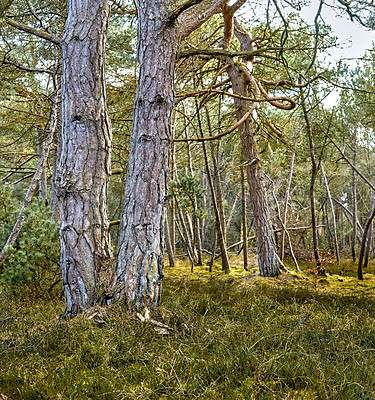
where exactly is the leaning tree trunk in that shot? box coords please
[56,0,113,316]
[112,2,180,309]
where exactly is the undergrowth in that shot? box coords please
[1,259,375,399]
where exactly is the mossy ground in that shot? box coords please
[1,255,375,399]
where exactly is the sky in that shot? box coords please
[237,0,375,107]
[300,3,374,63]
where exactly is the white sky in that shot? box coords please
[237,0,375,107]
[300,3,374,63]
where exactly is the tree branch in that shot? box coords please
[179,0,228,39]
[168,0,203,23]
[5,17,61,45]
[174,101,256,142]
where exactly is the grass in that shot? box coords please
[1,256,375,399]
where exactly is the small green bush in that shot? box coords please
[0,192,60,297]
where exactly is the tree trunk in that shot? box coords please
[321,163,340,264]
[199,107,230,272]
[281,132,299,260]
[227,71,279,276]
[301,93,321,267]
[241,164,248,270]
[0,69,59,268]
[112,0,227,309]
[56,0,113,316]
[364,187,375,269]
[352,137,357,262]
[37,128,48,205]
[113,3,179,309]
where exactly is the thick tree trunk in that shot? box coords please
[113,2,179,309]
[56,0,113,316]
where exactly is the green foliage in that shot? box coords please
[0,194,60,296]
[169,172,207,218]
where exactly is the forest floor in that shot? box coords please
[0,256,375,400]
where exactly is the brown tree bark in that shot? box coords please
[226,19,280,277]
[112,0,228,309]
[56,0,113,316]
[240,164,248,270]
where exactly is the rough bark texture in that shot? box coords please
[228,72,279,277]
[112,0,227,309]
[56,0,113,316]
[113,1,179,309]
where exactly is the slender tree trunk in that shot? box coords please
[37,128,48,204]
[165,208,175,267]
[241,164,248,270]
[281,132,300,260]
[321,163,340,264]
[228,73,279,276]
[301,94,321,267]
[199,107,230,272]
[352,137,357,262]
[0,70,59,268]
[358,204,375,280]
[56,0,113,316]
[364,187,375,269]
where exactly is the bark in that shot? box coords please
[281,132,300,261]
[301,93,321,267]
[113,2,179,309]
[56,0,113,316]
[321,163,339,264]
[352,137,357,262]
[227,70,279,275]
[112,0,228,309]
[241,164,248,270]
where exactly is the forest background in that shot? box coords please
[0,0,375,399]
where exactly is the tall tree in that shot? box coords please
[55,0,113,316]
[111,0,228,309]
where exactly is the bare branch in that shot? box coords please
[174,102,256,142]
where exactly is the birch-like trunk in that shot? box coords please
[56,0,113,316]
